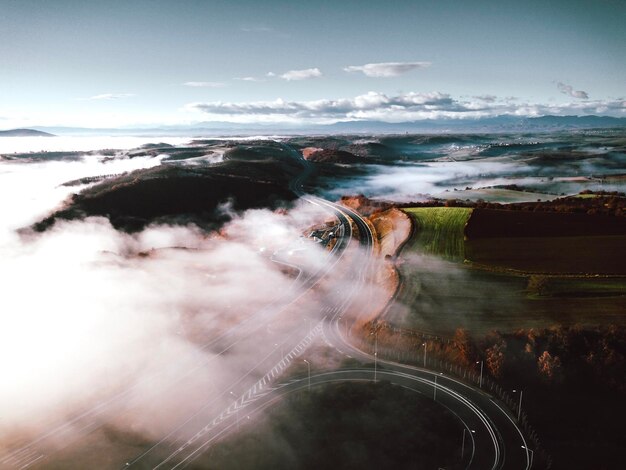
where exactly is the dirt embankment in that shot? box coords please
[369,208,413,258]
[351,208,413,327]
[340,195,393,217]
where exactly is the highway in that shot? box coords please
[135,143,534,470]
[135,183,532,469]
[279,143,532,469]
[0,141,534,469]
[315,196,532,470]
[119,143,533,469]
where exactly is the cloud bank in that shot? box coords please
[235,76,263,82]
[344,61,431,77]
[186,91,626,123]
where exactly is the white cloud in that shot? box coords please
[279,68,322,81]
[188,91,465,122]
[234,76,264,82]
[343,61,431,77]
[186,90,626,124]
[86,93,135,101]
[183,81,226,88]
[556,82,589,99]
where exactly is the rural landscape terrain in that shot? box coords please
[2,1,625,469]
[0,128,624,469]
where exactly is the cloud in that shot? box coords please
[279,68,322,81]
[186,90,626,124]
[183,81,226,88]
[187,91,471,122]
[234,76,264,82]
[343,61,431,77]
[86,93,135,100]
[556,82,589,99]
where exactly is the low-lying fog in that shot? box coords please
[0,136,192,154]
[0,149,337,460]
[311,131,626,201]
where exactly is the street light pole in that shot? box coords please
[303,359,310,391]
[513,389,523,421]
[477,360,484,388]
[462,429,475,460]
[461,429,466,459]
[433,373,442,401]
[521,445,534,468]
[229,391,239,430]
[373,331,378,382]
[423,342,427,367]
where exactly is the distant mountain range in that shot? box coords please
[318,115,626,133]
[21,115,626,137]
[0,128,55,137]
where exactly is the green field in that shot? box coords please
[389,207,626,336]
[437,188,558,203]
[388,253,626,336]
[402,207,472,260]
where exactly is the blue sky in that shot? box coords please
[1,0,624,127]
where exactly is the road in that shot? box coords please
[278,143,532,469]
[136,183,532,469]
[120,143,533,469]
[143,143,533,469]
[313,192,532,470]
[0,141,533,469]
[153,369,505,470]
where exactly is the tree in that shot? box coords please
[486,340,507,378]
[453,328,474,365]
[537,350,562,382]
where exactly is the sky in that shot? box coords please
[1,0,625,128]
